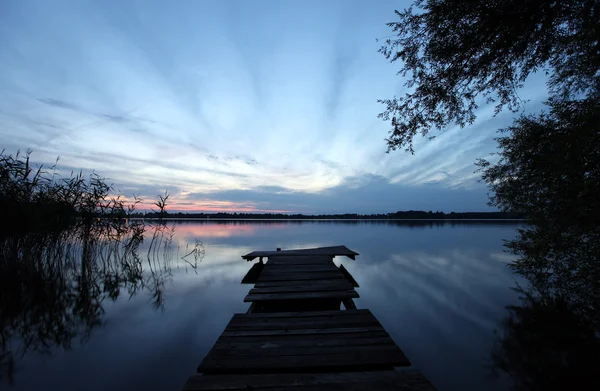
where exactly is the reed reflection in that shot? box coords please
[0,219,203,385]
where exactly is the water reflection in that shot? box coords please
[0,220,202,385]
[491,289,600,391]
[342,247,519,390]
[173,218,522,229]
[2,220,523,391]
[491,225,600,390]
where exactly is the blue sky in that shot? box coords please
[0,0,548,213]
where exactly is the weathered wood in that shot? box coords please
[343,298,358,310]
[254,279,352,288]
[260,265,340,273]
[214,331,393,345]
[259,269,341,276]
[257,272,343,278]
[261,264,339,271]
[184,370,436,391]
[212,335,396,350]
[244,290,359,302]
[229,309,375,323]
[245,302,257,314]
[185,246,435,391]
[267,256,333,261]
[199,349,409,374]
[256,273,345,282]
[229,309,371,318]
[266,258,333,265]
[242,245,358,261]
[206,343,402,358]
[339,264,360,287]
[266,261,333,267]
[219,326,387,338]
[264,260,337,266]
[240,261,264,284]
[267,254,333,261]
[257,274,343,281]
[248,283,353,294]
[226,312,377,330]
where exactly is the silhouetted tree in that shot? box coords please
[477,97,600,294]
[491,289,600,391]
[152,190,170,218]
[380,3,600,388]
[379,0,599,152]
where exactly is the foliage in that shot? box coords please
[477,96,600,294]
[477,97,599,223]
[380,2,600,388]
[378,0,600,152]
[0,148,196,385]
[491,288,600,391]
[0,150,153,233]
[0,149,184,383]
[479,96,600,390]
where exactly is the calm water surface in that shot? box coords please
[8,220,522,391]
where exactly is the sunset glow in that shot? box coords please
[0,0,547,213]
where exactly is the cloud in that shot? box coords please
[0,0,548,213]
[181,174,492,214]
[37,98,82,111]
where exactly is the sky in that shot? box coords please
[0,0,549,214]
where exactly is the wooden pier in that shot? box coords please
[182,246,436,390]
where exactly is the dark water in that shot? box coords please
[5,220,522,391]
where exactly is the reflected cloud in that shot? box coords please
[0,220,201,385]
[163,199,294,213]
[354,250,516,326]
[173,222,260,239]
[1,220,522,391]
[341,246,519,389]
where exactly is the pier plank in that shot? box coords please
[230,309,371,318]
[248,283,353,294]
[184,246,435,391]
[212,335,396,350]
[244,290,359,302]
[184,370,436,390]
[242,245,358,261]
[227,311,375,330]
[254,280,353,288]
[199,350,409,374]
[256,273,345,282]
[198,309,411,375]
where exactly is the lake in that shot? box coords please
[4,220,523,391]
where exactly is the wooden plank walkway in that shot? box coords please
[198,310,410,374]
[242,245,359,261]
[245,253,357,307]
[184,370,435,390]
[183,246,436,390]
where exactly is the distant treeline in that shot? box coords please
[2,151,523,231]
[139,210,524,220]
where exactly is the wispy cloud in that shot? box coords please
[179,174,492,214]
[0,0,549,212]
